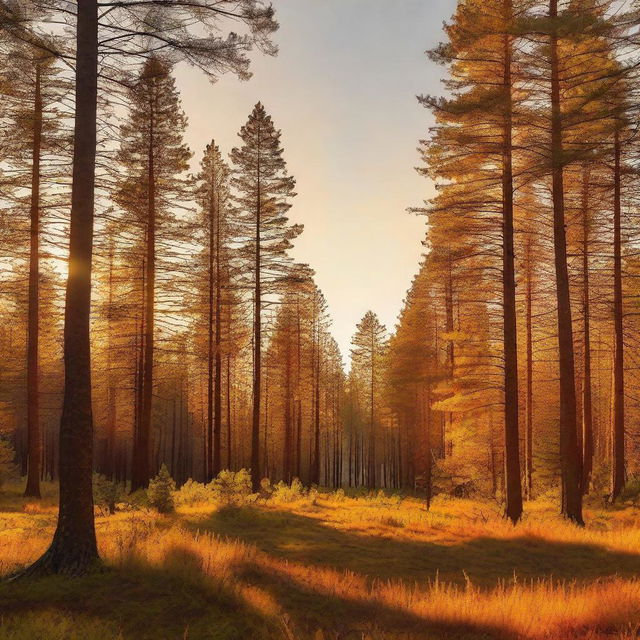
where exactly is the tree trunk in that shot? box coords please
[131,91,156,491]
[550,0,583,524]
[226,353,232,470]
[206,184,215,480]
[251,191,262,491]
[21,0,100,575]
[525,239,534,500]
[424,385,432,510]
[283,339,292,482]
[369,331,376,488]
[24,61,43,499]
[611,129,625,501]
[311,317,321,485]
[295,297,302,480]
[580,165,594,494]
[501,11,523,524]
[444,251,454,458]
[213,195,222,478]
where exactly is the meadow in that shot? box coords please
[2,483,640,640]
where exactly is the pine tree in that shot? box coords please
[195,140,233,480]
[16,0,277,577]
[3,44,68,499]
[349,311,388,488]
[114,56,191,492]
[422,0,526,522]
[231,103,301,491]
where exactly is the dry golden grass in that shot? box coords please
[2,485,640,639]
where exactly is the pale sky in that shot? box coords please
[177,0,456,358]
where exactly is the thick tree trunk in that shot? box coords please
[611,130,625,501]
[24,62,43,499]
[549,0,583,524]
[21,0,100,575]
[501,13,523,524]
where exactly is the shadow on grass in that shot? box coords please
[0,546,279,640]
[2,545,518,640]
[188,506,640,587]
[237,560,517,640]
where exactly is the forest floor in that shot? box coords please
[2,485,640,639]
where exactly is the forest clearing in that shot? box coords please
[4,0,640,637]
[3,480,640,639]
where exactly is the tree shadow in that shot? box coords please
[1,543,518,640]
[189,506,640,587]
[0,546,279,640]
[237,560,517,640]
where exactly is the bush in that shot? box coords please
[148,464,176,513]
[93,473,122,515]
[271,478,306,503]
[173,479,213,507]
[121,488,149,511]
[210,469,253,505]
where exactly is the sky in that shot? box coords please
[177,0,457,358]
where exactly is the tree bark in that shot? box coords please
[611,129,625,501]
[21,0,100,575]
[24,61,43,499]
[206,182,215,480]
[131,86,156,491]
[580,165,594,494]
[226,352,232,470]
[549,0,583,524]
[283,338,292,482]
[501,10,523,524]
[424,385,432,510]
[525,239,534,500]
[251,166,262,492]
[311,312,321,485]
[213,192,222,478]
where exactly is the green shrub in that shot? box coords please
[147,464,176,513]
[92,473,122,515]
[210,469,253,505]
[173,478,213,507]
[121,488,149,511]
[271,478,306,503]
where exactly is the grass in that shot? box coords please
[2,484,640,638]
